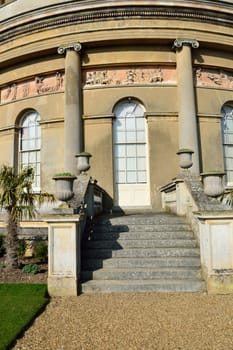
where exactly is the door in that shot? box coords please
[113,99,150,207]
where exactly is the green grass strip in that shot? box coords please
[0,284,49,350]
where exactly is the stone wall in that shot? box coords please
[1,1,233,209]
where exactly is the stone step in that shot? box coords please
[90,223,191,233]
[82,247,200,259]
[83,239,197,249]
[95,215,188,225]
[81,212,205,294]
[81,267,202,281]
[81,279,206,293]
[86,230,194,240]
[82,256,201,269]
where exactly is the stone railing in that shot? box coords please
[0,171,109,296]
[160,174,228,241]
[85,178,104,218]
[160,174,233,294]
[43,174,109,297]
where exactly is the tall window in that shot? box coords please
[113,100,147,184]
[19,111,41,191]
[221,104,233,186]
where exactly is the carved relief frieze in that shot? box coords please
[83,66,176,87]
[195,68,233,89]
[1,71,64,104]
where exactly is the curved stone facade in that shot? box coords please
[1,0,233,209]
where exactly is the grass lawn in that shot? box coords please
[0,284,49,350]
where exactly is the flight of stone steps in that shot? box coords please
[81,212,206,293]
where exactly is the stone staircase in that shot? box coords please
[81,212,206,293]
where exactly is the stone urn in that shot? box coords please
[52,174,77,202]
[76,152,92,173]
[200,171,225,197]
[176,149,194,169]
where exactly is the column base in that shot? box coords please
[207,273,233,294]
[48,276,79,296]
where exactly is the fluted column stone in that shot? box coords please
[58,43,83,175]
[173,39,200,174]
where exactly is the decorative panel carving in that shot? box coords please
[195,68,233,89]
[83,66,177,87]
[1,72,64,104]
[2,67,233,104]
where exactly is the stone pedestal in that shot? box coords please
[45,214,83,296]
[197,212,233,294]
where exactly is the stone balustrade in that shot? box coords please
[160,175,233,294]
[43,174,106,296]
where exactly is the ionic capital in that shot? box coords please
[173,39,199,50]
[57,43,82,55]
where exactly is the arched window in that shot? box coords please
[19,111,41,191]
[221,104,233,186]
[113,99,150,207]
[113,99,147,184]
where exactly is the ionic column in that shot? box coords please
[173,39,200,174]
[58,43,83,175]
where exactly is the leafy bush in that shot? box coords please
[0,234,6,257]
[33,241,48,262]
[0,262,5,269]
[17,238,27,258]
[22,263,40,275]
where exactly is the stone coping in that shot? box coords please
[42,214,85,223]
[159,181,176,193]
[0,220,48,227]
[159,176,186,193]
[200,172,225,176]
[194,211,233,219]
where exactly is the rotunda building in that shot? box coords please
[1,0,233,210]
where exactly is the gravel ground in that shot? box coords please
[12,292,233,350]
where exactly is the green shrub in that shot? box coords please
[22,263,40,275]
[0,234,6,257]
[33,241,48,262]
[0,262,5,269]
[17,238,27,258]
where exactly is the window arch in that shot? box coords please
[113,99,147,184]
[19,111,41,191]
[221,104,233,186]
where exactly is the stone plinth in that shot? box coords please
[44,213,85,296]
[197,212,233,294]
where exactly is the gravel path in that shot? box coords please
[12,292,233,350]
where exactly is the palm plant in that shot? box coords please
[220,189,233,207]
[0,165,54,270]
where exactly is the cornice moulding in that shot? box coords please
[1,1,233,22]
[1,1,233,44]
